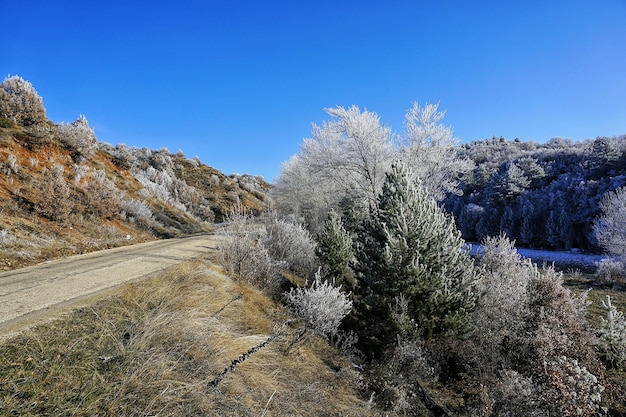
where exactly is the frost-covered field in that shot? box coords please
[470,244,606,272]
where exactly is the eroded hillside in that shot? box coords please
[0,77,270,271]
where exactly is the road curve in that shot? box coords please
[0,233,220,336]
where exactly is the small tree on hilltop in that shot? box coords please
[0,75,47,126]
[56,115,98,162]
[356,163,480,342]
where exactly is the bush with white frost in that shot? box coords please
[122,198,153,227]
[36,164,74,223]
[470,234,533,374]
[56,115,98,161]
[217,211,283,288]
[81,169,121,218]
[261,214,318,278]
[595,257,626,286]
[286,270,352,340]
[0,229,16,246]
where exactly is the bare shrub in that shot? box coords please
[194,203,215,223]
[81,169,122,218]
[36,163,74,223]
[217,211,282,289]
[490,370,537,417]
[502,267,605,416]
[595,257,626,286]
[261,214,318,278]
[0,75,47,126]
[541,356,604,416]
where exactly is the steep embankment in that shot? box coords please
[0,121,271,271]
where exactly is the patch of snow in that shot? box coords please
[469,244,606,271]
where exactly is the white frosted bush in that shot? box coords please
[56,115,98,161]
[4,153,18,175]
[0,229,16,246]
[82,169,121,218]
[261,214,318,277]
[134,166,200,214]
[217,211,283,288]
[471,234,534,373]
[595,257,626,286]
[122,198,153,225]
[286,270,352,339]
[36,163,73,222]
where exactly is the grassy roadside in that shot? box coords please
[0,257,373,417]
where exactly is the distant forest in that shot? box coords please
[444,135,626,252]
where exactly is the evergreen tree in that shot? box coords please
[356,164,480,341]
[316,209,355,288]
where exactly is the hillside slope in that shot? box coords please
[0,77,271,271]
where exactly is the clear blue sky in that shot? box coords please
[2,1,625,181]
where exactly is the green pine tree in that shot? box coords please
[316,209,355,288]
[356,164,480,341]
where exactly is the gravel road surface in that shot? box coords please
[0,233,220,337]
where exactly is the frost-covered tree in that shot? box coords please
[596,295,626,369]
[356,164,480,340]
[470,234,533,374]
[399,102,473,200]
[271,105,395,232]
[492,162,531,200]
[0,75,47,126]
[270,154,337,233]
[315,209,354,288]
[595,186,626,260]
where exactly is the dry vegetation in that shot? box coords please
[0,258,374,416]
[4,75,626,416]
[0,122,270,271]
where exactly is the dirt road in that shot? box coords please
[0,233,220,337]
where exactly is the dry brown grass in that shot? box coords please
[0,258,375,416]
